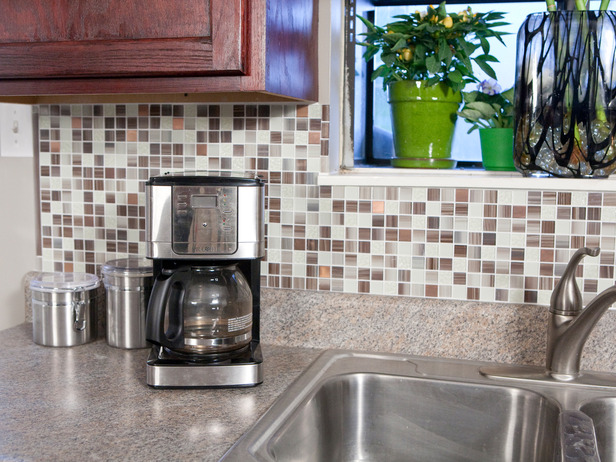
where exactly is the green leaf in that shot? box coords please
[357,15,376,31]
[458,40,478,59]
[480,54,499,63]
[448,69,463,83]
[474,56,497,79]
[361,47,380,62]
[391,37,408,52]
[425,55,440,74]
[371,65,390,81]
[454,59,473,78]
[461,90,481,103]
[480,37,490,54]
[427,75,441,86]
[466,101,497,117]
[381,53,396,67]
[451,80,465,93]
[436,2,448,19]
[501,87,515,102]
[438,38,452,64]
[459,108,485,120]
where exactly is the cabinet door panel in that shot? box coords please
[0,0,246,79]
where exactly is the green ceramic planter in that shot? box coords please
[479,128,516,171]
[388,81,462,169]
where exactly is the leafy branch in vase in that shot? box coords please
[515,0,616,177]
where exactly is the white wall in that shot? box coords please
[0,156,38,330]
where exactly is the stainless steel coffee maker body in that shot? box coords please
[145,172,265,388]
[146,174,264,260]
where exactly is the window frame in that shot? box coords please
[347,0,560,169]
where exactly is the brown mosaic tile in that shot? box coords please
[604,192,616,206]
[528,191,541,205]
[542,191,557,205]
[589,193,602,206]
[512,206,526,218]
[588,207,601,220]
[484,190,497,204]
[455,188,468,202]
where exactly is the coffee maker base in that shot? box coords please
[146,343,263,388]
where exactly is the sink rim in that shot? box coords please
[221,349,616,462]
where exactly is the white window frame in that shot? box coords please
[322,0,616,192]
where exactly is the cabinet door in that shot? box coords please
[0,0,246,79]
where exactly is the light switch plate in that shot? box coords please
[0,103,34,158]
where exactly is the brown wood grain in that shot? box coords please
[0,0,318,102]
[0,0,211,42]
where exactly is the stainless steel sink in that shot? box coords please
[266,374,558,462]
[580,398,616,461]
[221,350,616,462]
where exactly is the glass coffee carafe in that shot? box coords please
[146,264,253,356]
[181,265,252,354]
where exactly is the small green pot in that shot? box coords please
[479,128,516,171]
[388,80,462,169]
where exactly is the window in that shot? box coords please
[350,0,593,168]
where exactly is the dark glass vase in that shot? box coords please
[514,11,616,178]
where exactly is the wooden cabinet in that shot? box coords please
[0,0,318,102]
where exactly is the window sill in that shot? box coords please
[319,168,616,192]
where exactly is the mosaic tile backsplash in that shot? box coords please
[38,103,616,306]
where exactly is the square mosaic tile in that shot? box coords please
[36,103,616,307]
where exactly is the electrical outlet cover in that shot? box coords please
[0,103,34,158]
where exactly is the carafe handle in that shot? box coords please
[145,267,191,349]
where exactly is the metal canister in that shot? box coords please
[30,272,101,347]
[102,258,153,349]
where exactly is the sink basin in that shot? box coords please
[221,350,616,462]
[580,398,616,461]
[267,373,558,462]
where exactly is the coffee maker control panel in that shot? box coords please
[173,185,238,255]
[146,173,264,260]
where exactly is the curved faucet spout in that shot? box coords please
[547,285,616,378]
[550,247,600,316]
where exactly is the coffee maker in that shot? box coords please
[144,172,264,388]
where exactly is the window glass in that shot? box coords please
[353,2,594,165]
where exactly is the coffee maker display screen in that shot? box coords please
[191,195,217,208]
[172,185,238,255]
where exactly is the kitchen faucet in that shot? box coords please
[547,247,616,380]
[481,246,616,386]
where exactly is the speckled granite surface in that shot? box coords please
[11,285,616,460]
[22,282,616,373]
[260,288,616,374]
[0,324,320,462]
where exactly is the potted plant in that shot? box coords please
[458,79,516,171]
[358,2,508,168]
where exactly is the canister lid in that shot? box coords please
[102,258,153,277]
[30,272,101,293]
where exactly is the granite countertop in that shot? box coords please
[10,284,616,461]
[0,324,321,462]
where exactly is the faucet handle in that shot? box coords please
[550,247,600,316]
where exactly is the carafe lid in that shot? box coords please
[30,272,101,293]
[102,257,153,277]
